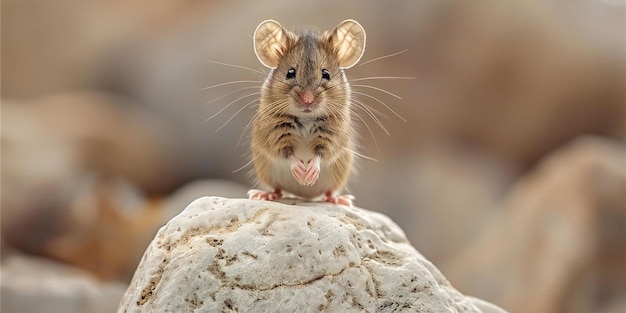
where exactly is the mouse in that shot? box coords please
[246,19,366,206]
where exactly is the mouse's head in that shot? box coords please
[254,20,366,118]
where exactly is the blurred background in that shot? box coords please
[1,0,624,312]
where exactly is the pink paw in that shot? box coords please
[323,192,355,207]
[290,155,320,186]
[248,189,282,201]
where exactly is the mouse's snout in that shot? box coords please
[294,88,318,113]
[300,89,315,106]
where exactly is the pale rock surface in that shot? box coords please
[118,197,506,313]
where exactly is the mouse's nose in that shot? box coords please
[300,89,315,105]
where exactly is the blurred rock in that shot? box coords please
[3,0,623,212]
[1,92,235,281]
[3,167,248,283]
[2,100,84,256]
[161,179,249,214]
[355,145,516,262]
[1,91,179,196]
[45,180,247,281]
[118,197,506,313]
[42,177,167,281]
[442,136,626,313]
[410,0,625,164]
[0,90,249,281]
[0,254,126,313]
[45,178,248,282]
[95,0,624,187]
[1,0,213,97]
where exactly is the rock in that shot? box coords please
[442,136,626,313]
[0,254,127,313]
[118,197,506,312]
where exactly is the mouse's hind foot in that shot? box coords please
[322,192,354,207]
[248,189,283,201]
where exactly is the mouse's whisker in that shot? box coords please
[327,103,349,123]
[206,92,260,121]
[352,84,402,100]
[351,76,415,82]
[206,60,267,76]
[237,110,261,148]
[353,91,406,122]
[352,95,391,120]
[323,81,358,99]
[351,99,390,136]
[216,98,259,132]
[352,98,390,122]
[357,49,408,67]
[350,108,381,156]
[238,99,287,147]
[199,80,261,91]
[259,98,287,112]
[259,99,290,121]
[205,86,261,106]
[343,147,378,162]
[232,156,258,174]
[270,103,290,120]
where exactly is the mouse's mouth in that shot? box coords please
[291,97,319,114]
[290,102,322,117]
[298,101,322,114]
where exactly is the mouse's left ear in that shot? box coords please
[329,20,366,69]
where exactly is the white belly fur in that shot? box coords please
[271,156,335,199]
[272,122,338,199]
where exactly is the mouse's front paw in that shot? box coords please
[290,155,320,186]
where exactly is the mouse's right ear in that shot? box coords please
[254,20,289,69]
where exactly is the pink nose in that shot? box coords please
[301,89,315,105]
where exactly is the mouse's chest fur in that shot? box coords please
[252,113,353,196]
[271,114,349,160]
[290,118,323,159]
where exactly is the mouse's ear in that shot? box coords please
[254,20,290,69]
[329,20,366,69]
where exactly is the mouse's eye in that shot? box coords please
[286,68,296,79]
[322,69,331,80]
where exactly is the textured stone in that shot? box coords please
[118,197,506,312]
